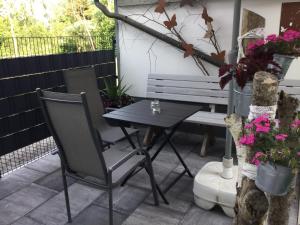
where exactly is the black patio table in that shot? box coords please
[103,99,201,203]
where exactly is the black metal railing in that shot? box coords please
[0,36,113,59]
[0,44,116,176]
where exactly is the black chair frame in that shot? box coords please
[37,89,159,225]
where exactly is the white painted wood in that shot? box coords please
[147,75,299,133]
[279,80,300,86]
[200,134,209,157]
[279,86,300,95]
[149,74,221,82]
[147,79,223,90]
[147,86,228,98]
[147,92,228,105]
[186,111,226,127]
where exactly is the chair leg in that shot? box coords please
[145,160,159,206]
[62,169,72,223]
[108,175,114,225]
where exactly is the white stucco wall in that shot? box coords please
[118,0,300,97]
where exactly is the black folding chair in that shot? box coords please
[63,66,138,149]
[37,89,159,225]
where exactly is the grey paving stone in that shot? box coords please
[127,159,176,190]
[0,174,30,199]
[13,167,46,183]
[70,204,127,225]
[0,184,57,225]
[29,183,103,225]
[173,151,217,176]
[122,203,182,225]
[94,185,149,215]
[41,154,61,166]
[34,169,76,192]
[11,216,46,225]
[179,205,233,225]
[145,172,194,214]
[25,156,60,174]
[152,146,180,166]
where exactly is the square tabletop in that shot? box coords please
[103,100,201,128]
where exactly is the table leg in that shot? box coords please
[120,126,136,149]
[164,132,193,178]
[151,125,178,161]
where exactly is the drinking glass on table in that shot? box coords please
[150,99,160,114]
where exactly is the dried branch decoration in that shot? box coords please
[153,0,226,73]
[94,0,225,75]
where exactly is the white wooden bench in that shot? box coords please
[147,74,229,156]
[147,73,300,156]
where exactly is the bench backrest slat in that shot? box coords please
[147,74,300,109]
[147,74,229,105]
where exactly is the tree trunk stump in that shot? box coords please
[267,91,299,225]
[234,72,278,225]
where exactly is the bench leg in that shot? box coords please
[143,127,161,146]
[200,127,215,157]
[200,133,209,157]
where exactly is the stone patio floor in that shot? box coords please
[0,131,298,225]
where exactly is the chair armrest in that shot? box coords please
[108,149,140,172]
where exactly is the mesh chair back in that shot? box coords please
[37,90,107,181]
[63,67,106,128]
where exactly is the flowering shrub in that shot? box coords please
[247,30,300,56]
[239,114,300,169]
[219,29,300,89]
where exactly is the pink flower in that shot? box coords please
[275,134,288,141]
[251,152,265,166]
[283,30,300,42]
[266,34,277,42]
[291,119,300,128]
[247,39,265,51]
[252,115,271,133]
[255,39,265,47]
[253,114,269,124]
[256,124,270,133]
[297,152,300,157]
[247,42,257,50]
[239,133,255,146]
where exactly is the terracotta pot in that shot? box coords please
[255,162,293,196]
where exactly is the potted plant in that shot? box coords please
[247,29,300,79]
[239,114,300,196]
[219,29,300,117]
[219,45,281,117]
[101,76,134,108]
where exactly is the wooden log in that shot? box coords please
[225,114,247,186]
[234,72,278,225]
[240,9,265,56]
[267,91,299,225]
[241,9,265,35]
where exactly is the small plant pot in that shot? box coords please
[272,54,295,80]
[233,82,252,117]
[255,162,293,196]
